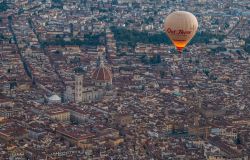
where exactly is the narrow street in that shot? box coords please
[8,16,33,81]
[226,16,246,37]
[28,18,65,88]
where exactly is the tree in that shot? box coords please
[111,0,118,5]
[189,58,192,63]
[160,71,165,78]
[140,55,149,64]
[10,81,17,90]
[195,59,200,64]
[110,26,225,48]
[244,37,250,54]
[149,54,161,64]
[236,50,241,55]
[69,23,73,37]
[224,23,230,29]
[74,67,85,74]
[188,83,194,89]
[144,17,154,24]
[0,33,5,40]
[203,69,210,77]
[211,47,227,52]
[235,134,241,145]
[18,8,24,15]
[51,0,63,9]
[52,0,62,3]
[118,52,126,57]
[55,50,60,54]
[8,16,12,21]
[0,1,8,12]
[209,74,217,81]
[110,26,172,47]
[156,54,161,63]
[125,60,131,65]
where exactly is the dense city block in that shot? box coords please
[0,0,249,159]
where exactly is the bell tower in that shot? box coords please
[75,75,83,103]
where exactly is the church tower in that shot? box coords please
[75,75,83,103]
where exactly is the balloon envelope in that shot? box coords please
[164,11,198,52]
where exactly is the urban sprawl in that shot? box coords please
[0,0,250,159]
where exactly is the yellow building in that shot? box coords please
[109,138,124,146]
[47,109,70,121]
[78,141,93,149]
[164,122,174,133]
[0,117,5,122]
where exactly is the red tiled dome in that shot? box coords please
[92,66,112,82]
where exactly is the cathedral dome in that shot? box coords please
[92,65,112,83]
[92,56,112,88]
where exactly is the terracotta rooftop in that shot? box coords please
[92,65,112,82]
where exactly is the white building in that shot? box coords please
[48,94,61,104]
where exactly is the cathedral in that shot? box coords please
[64,58,112,103]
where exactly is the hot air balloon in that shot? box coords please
[164,11,198,54]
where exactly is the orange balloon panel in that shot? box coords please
[164,11,198,52]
